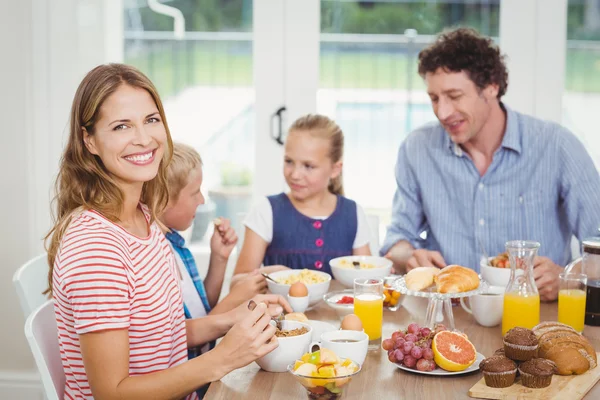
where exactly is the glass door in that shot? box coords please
[317,0,500,242]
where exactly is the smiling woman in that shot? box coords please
[44,63,288,400]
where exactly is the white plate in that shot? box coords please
[306,320,337,342]
[394,352,485,376]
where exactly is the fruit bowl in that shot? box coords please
[288,360,361,400]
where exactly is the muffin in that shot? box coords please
[479,356,517,388]
[503,327,538,361]
[518,358,557,388]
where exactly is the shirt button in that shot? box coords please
[478,183,485,190]
[313,221,322,229]
[314,260,323,269]
[315,238,324,247]
[519,196,524,204]
[479,218,485,226]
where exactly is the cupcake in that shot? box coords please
[503,327,538,361]
[518,358,557,388]
[479,356,517,388]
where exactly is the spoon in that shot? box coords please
[247,300,284,330]
[261,272,279,284]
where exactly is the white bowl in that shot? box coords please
[306,320,337,342]
[479,257,520,288]
[323,289,355,318]
[287,294,309,313]
[256,320,312,373]
[266,270,331,307]
[329,256,393,288]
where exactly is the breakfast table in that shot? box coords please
[205,281,600,399]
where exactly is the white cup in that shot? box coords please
[460,285,505,327]
[287,294,309,313]
[309,330,369,365]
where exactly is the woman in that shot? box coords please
[46,63,289,399]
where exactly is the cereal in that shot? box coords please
[275,326,309,337]
[275,269,327,285]
[337,259,379,269]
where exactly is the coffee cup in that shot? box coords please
[309,330,368,365]
[460,285,504,327]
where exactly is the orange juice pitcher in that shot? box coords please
[502,240,541,336]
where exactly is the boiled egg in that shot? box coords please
[288,282,308,297]
[341,314,363,331]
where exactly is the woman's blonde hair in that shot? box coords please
[166,142,203,202]
[289,114,344,195]
[44,63,173,295]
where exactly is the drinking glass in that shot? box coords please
[353,278,383,350]
[558,273,587,333]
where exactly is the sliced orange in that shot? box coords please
[432,331,477,372]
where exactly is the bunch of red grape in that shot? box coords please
[382,323,447,372]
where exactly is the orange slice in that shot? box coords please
[432,331,477,372]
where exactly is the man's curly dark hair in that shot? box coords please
[418,28,508,99]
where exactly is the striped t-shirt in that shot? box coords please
[52,206,198,400]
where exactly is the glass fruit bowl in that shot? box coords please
[288,361,361,400]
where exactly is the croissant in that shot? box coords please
[533,322,597,375]
[434,265,480,294]
[405,267,441,291]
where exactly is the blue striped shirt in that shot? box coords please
[381,105,600,272]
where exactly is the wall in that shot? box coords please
[0,0,122,395]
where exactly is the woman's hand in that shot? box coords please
[213,302,279,371]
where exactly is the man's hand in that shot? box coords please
[405,249,446,272]
[533,256,562,301]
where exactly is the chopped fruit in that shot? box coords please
[291,349,360,397]
[319,348,340,365]
[317,365,336,378]
[432,331,477,372]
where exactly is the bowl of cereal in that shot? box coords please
[329,256,392,288]
[256,320,312,372]
[267,269,331,307]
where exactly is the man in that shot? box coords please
[381,28,600,301]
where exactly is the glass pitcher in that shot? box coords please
[502,240,541,335]
[565,237,600,326]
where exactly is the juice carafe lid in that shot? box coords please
[582,237,600,255]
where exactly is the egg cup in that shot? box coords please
[287,294,310,313]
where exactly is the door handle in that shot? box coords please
[270,106,286,145]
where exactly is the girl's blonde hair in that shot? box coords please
[166,142,203,202]
[44,63,173,295]
[289,114,344,195]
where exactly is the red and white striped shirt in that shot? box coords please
[52,206,198,400]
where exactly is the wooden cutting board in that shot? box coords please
[468,353,600,400]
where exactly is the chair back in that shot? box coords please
[24,300,64,400]
[13,253,49,317]
[366,214,380,255]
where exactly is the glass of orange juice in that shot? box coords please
[558,272,587,332]
[353,278,383,350]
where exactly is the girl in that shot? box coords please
[46,63,289,400]
[233,114,371,278]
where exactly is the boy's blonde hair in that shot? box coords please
[167,142,203,201]
[289,114,344,195]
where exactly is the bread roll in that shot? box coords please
[533,322,597,375]
[434,265,480,293]
[405,267,441,291]
[284,312,308,322]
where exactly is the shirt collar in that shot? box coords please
[444,103,522,157]
[165,230,185,247]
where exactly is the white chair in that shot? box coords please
[24,300,64,400]
[366,214,380,256]
[13,253,50,317]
